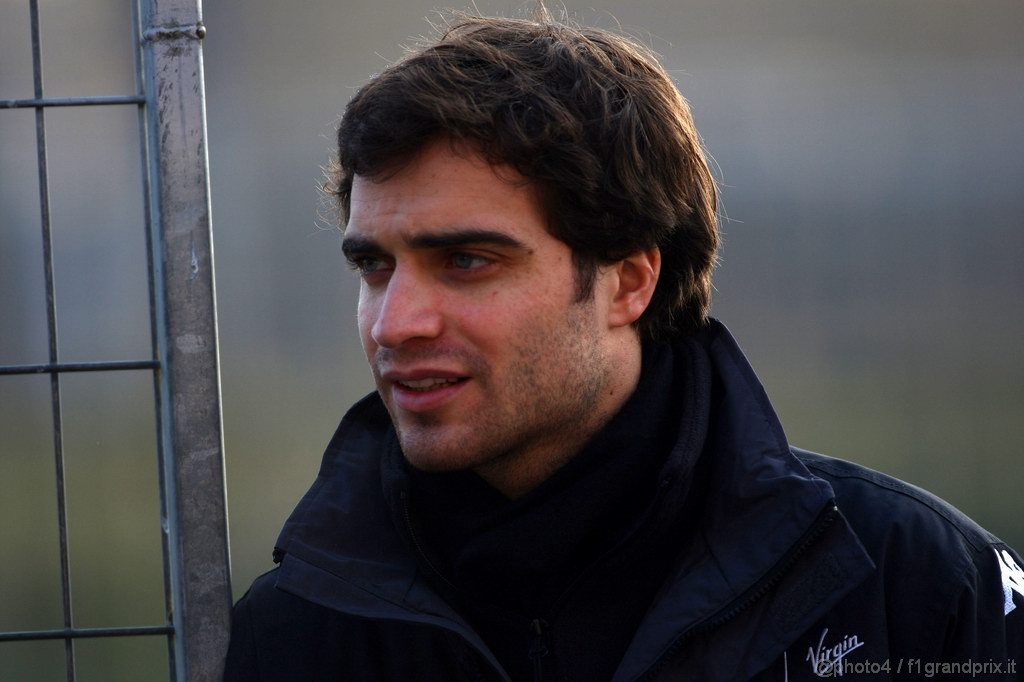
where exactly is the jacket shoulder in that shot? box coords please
[232,567,326,628]
[224,568,483,681]
[792,447,994,642]
[793,447,999,554]
[792,449,1024,661]
[225,568,343,681]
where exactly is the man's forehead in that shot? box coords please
[345,196,529,240]
[348,177,495,215]
[348,166,544,241]
[350,138,535,203]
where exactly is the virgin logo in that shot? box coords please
[805,628,864,677]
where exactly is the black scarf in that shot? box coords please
[388,339,712,681]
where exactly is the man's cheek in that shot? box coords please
[356,306,378,354]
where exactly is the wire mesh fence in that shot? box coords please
[0,1,231,680]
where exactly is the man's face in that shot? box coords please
[344,140,621,486]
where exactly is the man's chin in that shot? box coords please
[401,449,477,473]
[395,429,475,472]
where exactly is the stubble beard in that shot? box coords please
[383,297,610,480]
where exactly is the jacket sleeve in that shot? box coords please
[938,541,1024,676]
[223,592,260,682]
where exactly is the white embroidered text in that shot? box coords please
[806,628,864,677]
[997,548,1024,616]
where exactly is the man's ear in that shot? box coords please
[606,248,661,329]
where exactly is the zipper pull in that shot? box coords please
[528,618,549,682]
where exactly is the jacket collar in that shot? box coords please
[272,320,874,681]
[610,322,874,680]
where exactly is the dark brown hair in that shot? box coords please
[329,14,718,339]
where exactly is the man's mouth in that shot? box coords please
[395,377,467,392]
[387,374,470,412]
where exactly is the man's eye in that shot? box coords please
[349,256,387,275]
[449,253,490,270]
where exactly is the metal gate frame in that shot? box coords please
[0,1,232,680]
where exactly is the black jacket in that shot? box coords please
[225,322,1024,680]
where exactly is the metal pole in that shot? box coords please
[138,1,232,680]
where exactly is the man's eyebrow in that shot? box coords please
[406,228,532,252]
[342,228,532,257]
[341,235,380,259]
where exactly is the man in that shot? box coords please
[225,13,1024,681]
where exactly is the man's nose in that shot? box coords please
[369,268,444,348]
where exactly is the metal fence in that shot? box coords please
[0,0,232,680]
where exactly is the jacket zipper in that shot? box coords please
[528,618,549,682]
[638,501,839,681]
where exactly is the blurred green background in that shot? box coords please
[1,0,1022,679]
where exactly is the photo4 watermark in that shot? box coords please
[814,657,1017,678]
